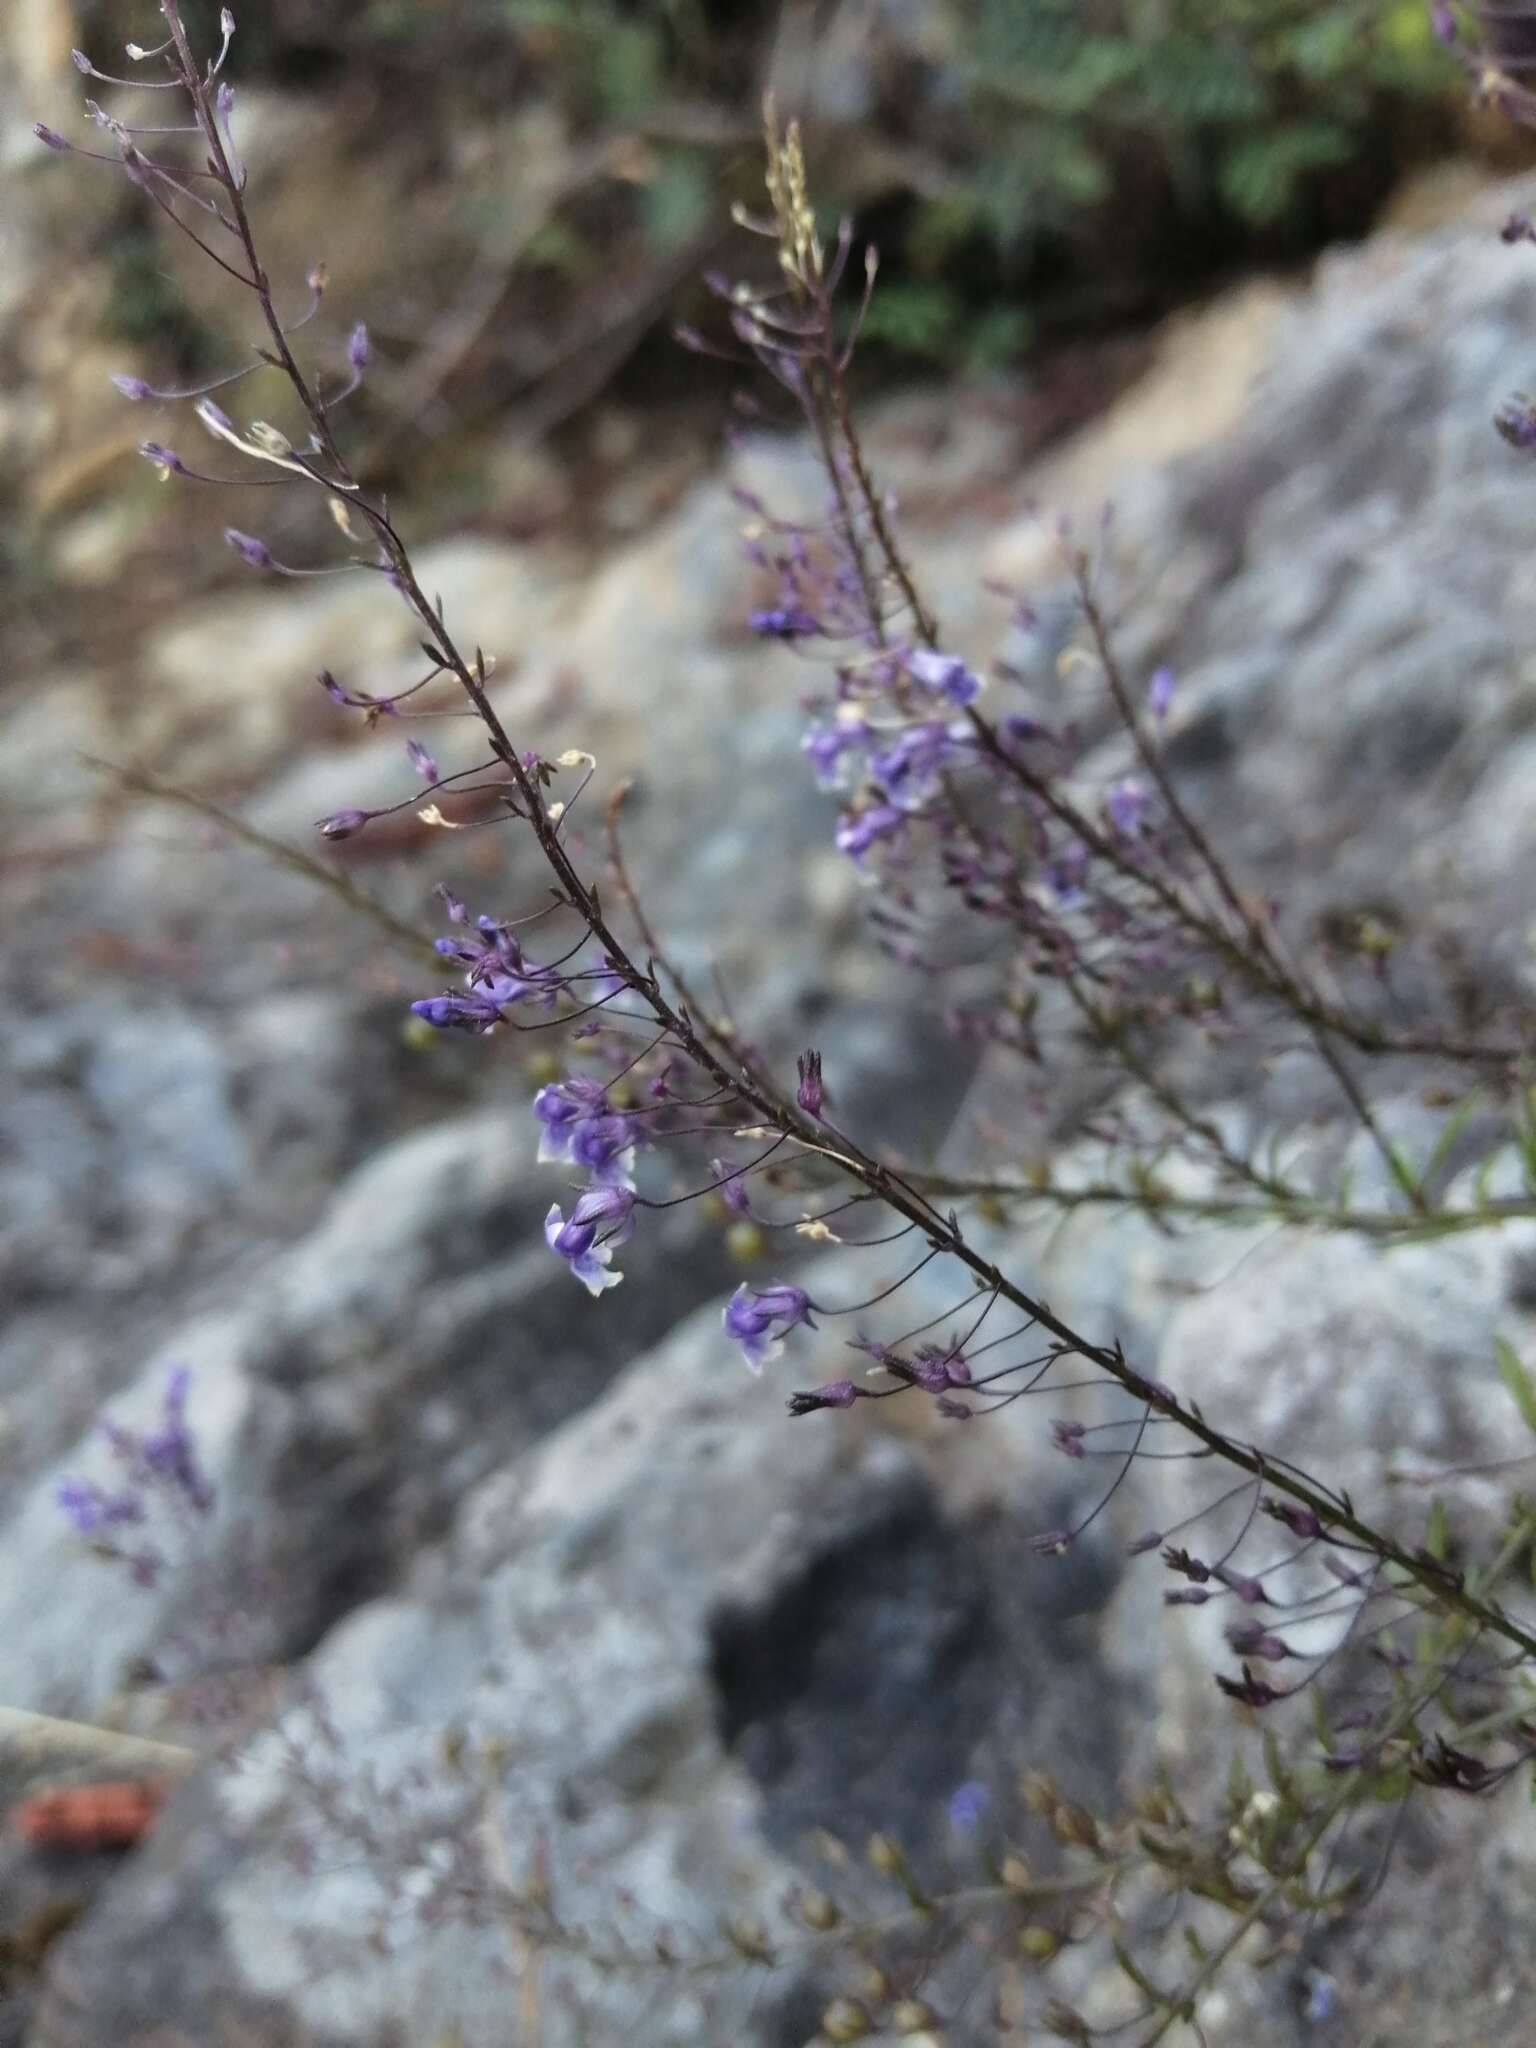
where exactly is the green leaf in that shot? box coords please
[1425,1497,1450,1564]
[1425,1088,1482,1187]
[1497,1337,1536,1435]
[1217,122,1354,225]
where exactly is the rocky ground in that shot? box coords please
[5,71,1536,2042]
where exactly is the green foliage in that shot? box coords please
[89,0,1459,381]
[927,0,1453,251]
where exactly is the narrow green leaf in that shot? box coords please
[1496,1337,1536,1435]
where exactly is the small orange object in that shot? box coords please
[12,1778,169,1854]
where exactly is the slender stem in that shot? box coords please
[149,16,1536,1668]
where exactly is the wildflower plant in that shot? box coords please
[31,2,1536,2039]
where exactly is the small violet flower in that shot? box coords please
[544,1186,636,1296]
[907,647,981,706]
[836,801,906,864]
[749,604,820,640]
[724,1282,817,1372]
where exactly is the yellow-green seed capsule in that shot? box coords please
[891,1998,938,2033]
[726,1220,766,1263]
[1019,1924,1059,1962]
[820,1997,871,2042]
[866,1832,903,1875]
[796,1888,840,1931]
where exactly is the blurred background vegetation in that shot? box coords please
[5,0,1516,630]
[74,0,1460,372]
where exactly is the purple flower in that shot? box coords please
[225,528,274,571]
[347,322,371,372]
[426,913,562,1018]
[835,802,906,864]
[533,1077,611,1160]
[112,373,154,401]
[1105,778,1149,836]
[724,1283,817,1372]
[749,605,820,640]
[802,719,867,789]
[34,123,72,152]
[870,720,968,809]
[139,1366,215,1516]
[1148,665,1175,719]
[907,647,980,706]
[569,1115,639,1189]
[55,1475,144,1534]
[406,738,439,783]
[545,1185,636,1295]
[946,1780,989,1830]
[1429,1,1457,47]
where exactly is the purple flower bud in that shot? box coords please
[71,47,92,72]
[34,124,72,151]
[1050,1419,1086,1460]
[1213,1567,1268,1606]
[197,397,236,437]
[410,992,504,1033]
[1262,1496,1324,1541]
[1430,1,1457,46]
[935,1394,974,1421]
[724,1283,817,1372]
[1148,665,1175,719]
[406,739,439,784]
[316,808,372,840]
[787,1380,857,1416]
[1165,1588,1210,1606]
[347,322,371,372]
[112,373,154,401]
[835,801,905,863]
[224,528,274,571]
[1127,1530,1163,1556]
[1031,1528,1074,1557]
[1226,1622,1293,1662]
[138,443,186,478]
[217,82,236,118]
[318,669,350,705]
[795,1049,824,1117]
[1216,1666,1290,1708]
